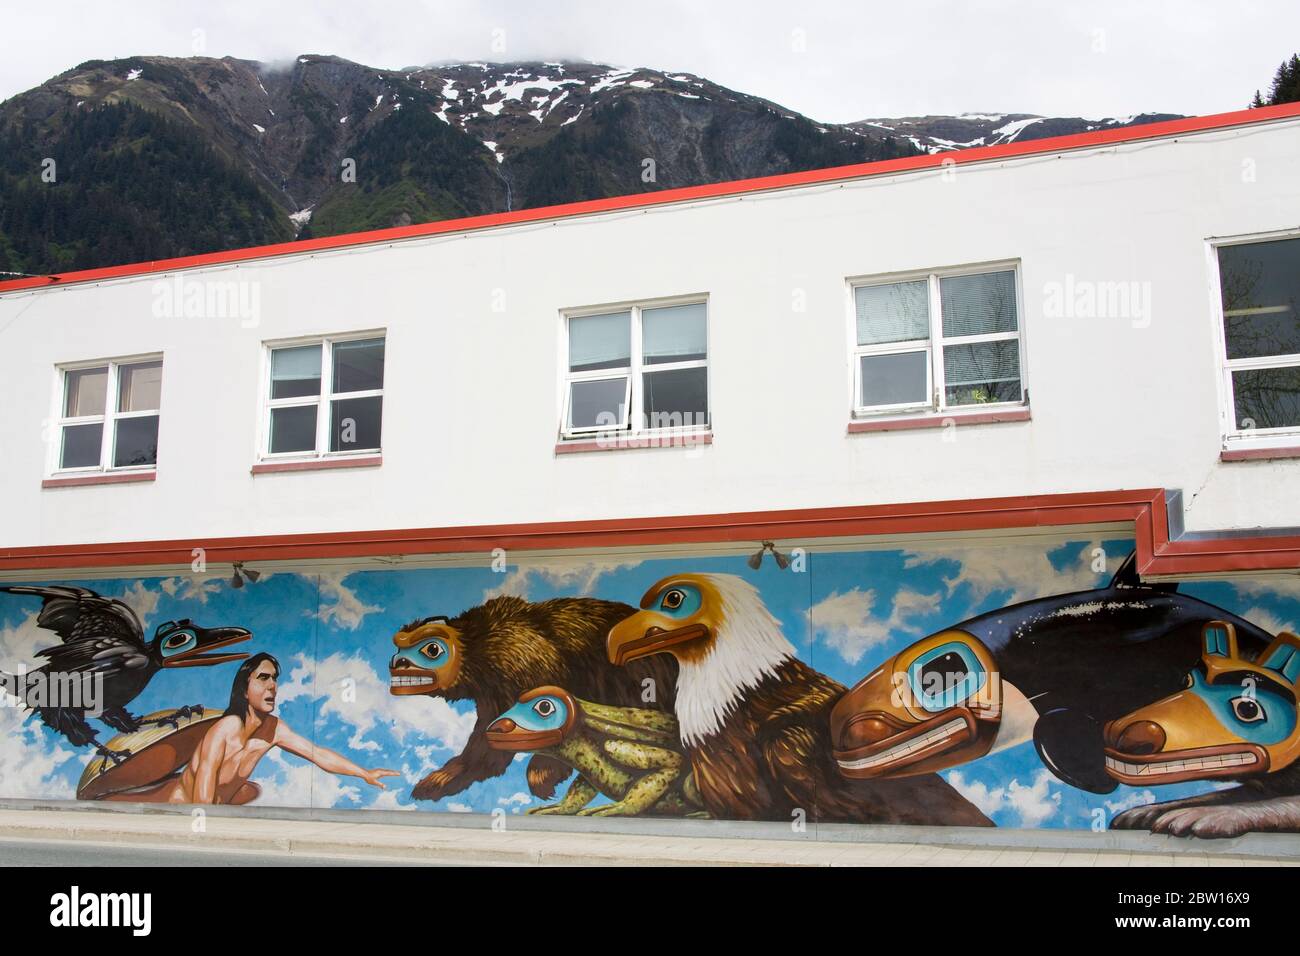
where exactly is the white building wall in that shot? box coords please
[2,117,1299,550]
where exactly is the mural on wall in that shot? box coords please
[1103,621,1300,837]
[1,539,1298,838]
[485,686,706,817]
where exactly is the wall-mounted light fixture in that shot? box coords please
[747,541,790,570]
[229,562,261,589]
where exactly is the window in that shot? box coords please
[55,358,163,472]
[852,266,1024,416]
[263,335,385,458]
[1216,235,1300,442]
[562,300,708,437]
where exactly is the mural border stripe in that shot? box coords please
[3,487,1299,576]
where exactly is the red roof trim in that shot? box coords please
[3,102,1299,296]
[3,488,1299,576]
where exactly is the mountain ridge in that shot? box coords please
[0,54,1180,275]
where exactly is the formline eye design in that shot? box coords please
[662,589,685,611]
[420,641,445,661]
[1230,696,1266,723]
[164,632,193,649]
[534,699,556,718]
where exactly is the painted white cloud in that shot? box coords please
[1232,578,1300,603]
[0,609,48,671]
[277,651,475,755]
[946,768,1061,826]
[113,580,163,627]
[0,706,78,798]
[944,770,1006,818]
[1239,606,1296,637]
[483,559,642,601]
[807,586,939,664]
[906,540,1115,607]
[253,747,363,809]
[1005,770,1062,826]
[368,788,417,811]
[311,572,381,630]
[498,791,532,808]
[159,576,224,605]
[1103,789,1155,815]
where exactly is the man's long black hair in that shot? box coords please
[224,652,280,719]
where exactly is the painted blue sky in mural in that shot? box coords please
[2,536,1298,828]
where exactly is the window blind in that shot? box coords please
[940,271,1018,338]
[643,303,706,364]
[855,280,929,345]
[569,312,631,371]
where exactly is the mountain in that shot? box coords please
[0,55,1180,276]
[852,111,1184,154]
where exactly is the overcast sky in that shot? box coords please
[2,1,1296,121]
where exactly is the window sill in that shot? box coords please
[42,471,157,489]
[1220,445,1300,462]
[251,455,383,475]
[847,408,1031,434]
[556,431,714,455]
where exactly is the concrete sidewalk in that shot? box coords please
[0,807,1297,865]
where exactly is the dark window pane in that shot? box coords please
[332,338,385,393]
[941,271,1018,337]
[569,378,628,430]
[113,415,159,467]
[60,423,103,468]
[271,346,322,399]
[643,367,708,428]
[1232,366,1300,430]
[943,340,1021,405]
[64,367,108,417]
[118,362,163,412]
[860,351,928,407]
[269,405,318,453]
[1219,238,1300,360]
[330,396,383,451]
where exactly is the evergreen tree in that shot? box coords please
[1253,53,1300,106]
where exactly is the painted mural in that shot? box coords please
[1,539,1299,838]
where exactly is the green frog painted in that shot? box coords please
[486,685,707,817]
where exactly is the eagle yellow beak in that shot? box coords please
[607,618,710,666]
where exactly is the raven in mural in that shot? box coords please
[0,585,251,764]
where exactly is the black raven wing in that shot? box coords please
[0,585,145,650]
[33,635,151,675]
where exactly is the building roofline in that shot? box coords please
[3,101,1299,296]
[2,489,1300,578]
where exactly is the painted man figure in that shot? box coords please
[106,652,397,804]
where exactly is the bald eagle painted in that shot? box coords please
[607,573,992,826]
[389,595,678,802]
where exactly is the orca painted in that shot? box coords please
[829,553,1274,793]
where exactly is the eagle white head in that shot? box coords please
[607,572,796,745]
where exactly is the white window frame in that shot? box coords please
[559,295,710,439]
[849,261,1027,418]
[259,331,386,461]
[50,354,164,475]
[1210,228,1300,449]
